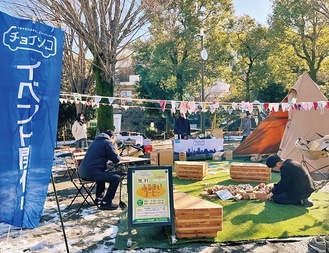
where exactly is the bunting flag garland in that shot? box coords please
[108,97,115,105]
[59,92,329,116]
[158,100,166,112]
[179,101,188,118]
[171,101,176,115]
[187,101,196,114]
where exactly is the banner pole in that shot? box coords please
[51,173,70,253]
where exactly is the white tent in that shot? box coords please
[205,81,230,101]
[278,72,329,173]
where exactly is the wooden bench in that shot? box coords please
[230,162,271,183]
[175,161,208,180]
[174,191,223,239]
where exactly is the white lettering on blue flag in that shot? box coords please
[0,11,64,228]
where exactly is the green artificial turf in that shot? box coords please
[115,160,329,250]
[174,160,329,242]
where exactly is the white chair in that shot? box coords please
[295,135,329,179]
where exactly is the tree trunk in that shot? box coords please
[93,57,114,132]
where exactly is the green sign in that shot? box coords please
[131,168,171,224]
[127,166,176,246]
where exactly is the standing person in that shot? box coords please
[78,130,122,210]
[265,154,316,207]
[71,113,88,149]
[240,111,251,143]
[174,113,191,139]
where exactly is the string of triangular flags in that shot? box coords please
[60,93,329,115]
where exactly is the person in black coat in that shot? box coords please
[265,154,316,207]
[174,113,191,139]
[79,130,122,210]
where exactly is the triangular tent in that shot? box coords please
[233,110,288,156]
[234,72,329,173]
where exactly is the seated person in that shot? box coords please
[78,130,122,210]
[174,113,191,139]
[265,154,316,207]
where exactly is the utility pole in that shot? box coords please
[200,28,205,134]
[200,28,207,134]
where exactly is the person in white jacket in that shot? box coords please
[71,113,88,149]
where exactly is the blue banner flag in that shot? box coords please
[0,11,64,228]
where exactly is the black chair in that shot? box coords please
[60,146,72,177]
[65,156,97,213]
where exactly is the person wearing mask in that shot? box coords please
[241,111,251,143]
[265,154,316,207]
[78,130,123,210]
[71,113,88,149]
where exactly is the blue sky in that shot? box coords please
[233,0,272,25]
[0,0,273,26]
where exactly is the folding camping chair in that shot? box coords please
[65,154,97,213]
[295,135,329,179]
[60,146,72,177]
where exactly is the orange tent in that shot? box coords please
[233,110,288,157]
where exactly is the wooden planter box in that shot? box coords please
[230,162,271,183]
[174,161,208,180]
[174,191,223,239]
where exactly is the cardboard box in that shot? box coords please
[212,152,224,161]
[150,151,159,166]
[175,161,208,180]
[225,150,233,160]
[212,128,223,139]
[179,152,186,161]
[174,191,223,238]
[159,149,173,166]
[230,162,271,183]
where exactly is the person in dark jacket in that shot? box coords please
[174,113,191,139]
[265,154,316,207]
[79,130,122,210]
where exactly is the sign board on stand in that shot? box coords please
[127,166,176,247]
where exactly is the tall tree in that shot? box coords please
[308,0,329,20]
[269,0,329,82]
[20,0,164,132]
[229,16,271,101]
[134,0,234,102]
[61,26,94,114]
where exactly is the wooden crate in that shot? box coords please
[174,191,223,239]
[159,149,173,166]
[230,162,271,183]
[175,161,208,180]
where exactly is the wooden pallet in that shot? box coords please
[174,191,223,238]
[230,162,271,183]
[175,161,208,180]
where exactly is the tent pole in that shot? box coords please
[51,173,70,253]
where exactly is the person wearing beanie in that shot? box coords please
[265,154,316,207]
